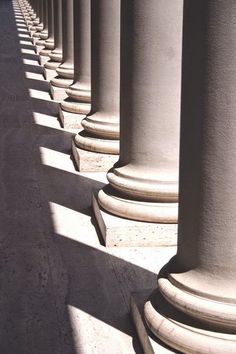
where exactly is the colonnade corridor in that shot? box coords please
[0,1,176,353]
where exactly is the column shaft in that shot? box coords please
[98,0,182,222]
[47,0,62,63]
[60,0,91,115]
[43,0,54,50]
[51,0,74,89]
[144,1,236,352]
[39,0,48,40]
[32,0,44,40]
[74,0,120,155]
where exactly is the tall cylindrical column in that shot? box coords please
[51,0,74,89]
[144,1,236,352]
[32,0,44,42]
[34,0,44,32]
[60,0,91,115]
[24,0,36,27]
[40,0,54,56]
[97,0,182,222]
[35,0,48,52]
[39,0,48,40]
[74,0,120,155]
[30,0,40,34]
[46,0,63,65]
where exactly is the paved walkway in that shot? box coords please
[0,1,176,353]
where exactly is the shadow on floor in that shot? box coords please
[0,1,176,353]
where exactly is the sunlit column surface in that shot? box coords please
[32,0,44,41]
[43,0,62,75]
[73,0,120,157]
[144,1,236,353]
[39,0,54,58]
[39,0,48,40]
[60,0,91,115]
[51,0,74,90]
[97,0,182,223]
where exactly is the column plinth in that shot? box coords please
[143,1,236,353]
[97,0,182,223]
[73,0,120,162]
[60,0,91,119]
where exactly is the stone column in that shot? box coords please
[39,0,48,40]
[50,0,74,101]
[39,0,54,66]
[18,0,28,17]
[97,0,182,224]
[19,1,28,15]
[35,0,48,53]
[32,0,44,44]
[30,0,40,35]
[59,0,91,129]
[23,0,35,27]
[143,1,236,352]
[22,0,33,15]
[44,0,63,80]
[72,0,120,171]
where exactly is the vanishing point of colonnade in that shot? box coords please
[18,0,236,353]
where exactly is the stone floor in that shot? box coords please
[0,1,177,353]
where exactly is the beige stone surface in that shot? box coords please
[43,66,57,81]
[50,83,68,101]
[58,106,84,129]
[35,44,44,54]
[93,193,178,247]
[39,54,49,66]
[72,140,119,172]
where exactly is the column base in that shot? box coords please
[29,29,37,37]
[92,192,177,247]
[44,42,54,51]
[39,55,49,66]
[26,22,33,29]
[32,33,41,43]
[131,290,176,354]
[75,130,119,155]
[49,51,62,62]
[98,185,178,223]
[72,140,119,172]
[143,289,236,354]
[61,97,91,115]
[39,31,48,40]
[51,75,73,89]
[58,106,84,129]
[39,48,51,56]
[43,67,57,81]
[50,83,68,101]
[32,36,40,45]
[35,44,44,55]
[44,60,61,71]
[56,65,74,79]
